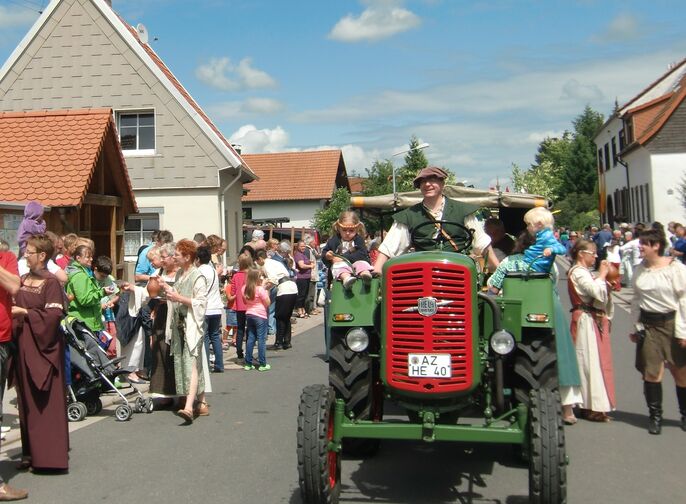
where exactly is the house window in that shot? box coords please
[611,137,618,166]
[597,149,604,173]
[124,214,159,258]
[639,186,645,222]
[619,129,626,151]
[644,183,651,222]
[242,207,253,220]
[604,143,611,171]
[116,111,155,154]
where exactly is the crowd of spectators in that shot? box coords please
[0,201,333,499]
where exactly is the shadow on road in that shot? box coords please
[289,440,529,504]
[610,409,681,430]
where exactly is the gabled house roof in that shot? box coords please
[0,0,256,182]
[622,73,686,153]
[595,57,686,137]
[241,150,348,202]
[0,108,136,212]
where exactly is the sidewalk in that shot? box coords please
[1,310,325,455]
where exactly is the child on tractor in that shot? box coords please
[322,211,374,291]
[523,207,566,273]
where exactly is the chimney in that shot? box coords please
[231,143,242,154]
[104,1,112,6]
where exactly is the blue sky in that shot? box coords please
[1,0,686,187]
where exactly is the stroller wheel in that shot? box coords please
[85,398,103,416]
[135,396,147,413]
[145,398,154,414]
[67,402,87,422]
[115,404,133,422]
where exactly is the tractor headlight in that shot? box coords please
[490,329,515,356]
[345,328,369,353]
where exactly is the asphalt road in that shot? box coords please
[0,270,683,503]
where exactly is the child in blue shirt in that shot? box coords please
[523,207,566,273]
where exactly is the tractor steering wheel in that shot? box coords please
[410,220,473,253]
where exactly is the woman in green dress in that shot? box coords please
[161,239,211,424]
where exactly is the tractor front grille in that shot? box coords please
[384,261,474,394]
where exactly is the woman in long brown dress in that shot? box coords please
[148,243,179,403]
[12,234,69,471]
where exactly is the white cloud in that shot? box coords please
[292,50,683,124]
[561,78,604,101]
[241,97,284,114]
[0,5,38,29]
[229,124,289,153]
[208,98,285,120]
[592,13,641,43]
[236,58,277,89]
[526,130,567,144]
[195,57,276,92]
[328,1,421,42]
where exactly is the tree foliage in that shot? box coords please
[511,160,563,200]
[395,135,430,191]
[511,105,604,230]
[362,159,394,196]
[311,187,351,237]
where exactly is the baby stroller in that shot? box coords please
[61,317,153,422]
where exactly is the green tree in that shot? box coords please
[311,187,351,237]
[554,191,600,230]
[395,135,429,191]
[511,160,561,200]
[362,159,394,196]
[560,106,604,195]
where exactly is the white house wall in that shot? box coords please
[650,153,686,223]
[135,188,220,243]
[248,201,323,228]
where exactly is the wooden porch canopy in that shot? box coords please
[0,108,137,274]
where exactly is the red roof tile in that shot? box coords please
[623,74,686,150]
[241,150,346,202]
[0,108,136,209]
[348,176,366,194]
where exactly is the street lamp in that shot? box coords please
[391,142,430,207]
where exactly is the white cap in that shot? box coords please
[252,229,265,240]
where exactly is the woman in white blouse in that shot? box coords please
[631,228,686,435]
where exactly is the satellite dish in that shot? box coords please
[136,23,149,44]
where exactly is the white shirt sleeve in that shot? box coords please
[465,214,491,255]
[378,222,411,258]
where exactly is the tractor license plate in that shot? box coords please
[407,354,451,378]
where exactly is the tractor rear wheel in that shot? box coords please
[528,389,567,504]
[328,334,381,457]
[297,385,340,504]
[513,336,558,406]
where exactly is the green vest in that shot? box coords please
[393,197,474,252]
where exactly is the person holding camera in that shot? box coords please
[631,229,686,435]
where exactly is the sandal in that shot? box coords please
[562,416,578,425]
[194,401,210,418]
[585,411,611,423]
[15,457,31,470]
[176,409,194,424]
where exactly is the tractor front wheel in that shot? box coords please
[329,334,381,457]
[528,389,567,504]
[513,336,558,406]
[297,385,341,504]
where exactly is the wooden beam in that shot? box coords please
[110,206,117,265]
[83,193,122,207]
